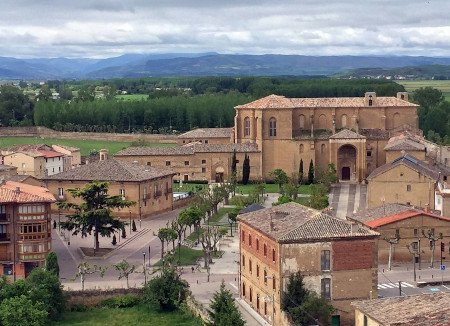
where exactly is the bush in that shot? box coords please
[0,295,48,326]
[67,303,89,312]
[100,294,141,308]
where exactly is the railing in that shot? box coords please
[0,252,12,261]
[0,214,10,222]
[18,233,50,241]
[0,233,11,242]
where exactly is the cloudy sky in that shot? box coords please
[1,0,450,58]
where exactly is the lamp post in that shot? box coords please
[143,252,147,285]
[58,208,61,233]
[407,243,418,282]
[129,211,132,233]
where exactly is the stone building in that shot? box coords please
[238,202,379,326]
[348,203,450,264]
[43,158,176,219]
[0,181,55,279]
[176,127,232,145]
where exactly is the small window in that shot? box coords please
[244,117,250,137]
[242,254,245,269]
[321,278,331,299]
[272,249,276,262]
[242,283,246,296]
[414,228,418,237]
[202,159,206,164]
[120,189,125,198]
[184,161,189,166]
[263,244,267,257]
[412,241,418,251]
[249,234,252,246]
[364,315,368,326]
[269,117,277,137]
[256,238,259,251]
[249,259,252,274]
[58,188,64,197]
[202,167,206,173]
[241,230,245,243]
[321,250,331,271]
[407,185,411,191]
[166,161,171,166]
[205,140,208,144]
[256,264,259,278]
[147,162,151,166]
[272,275,276,290]
[367,151,372,157]
[264,270,267,285]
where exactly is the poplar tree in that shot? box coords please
[242,154,250,185]
[308,159,315,185]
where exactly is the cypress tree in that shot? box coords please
[242,154,250,185]
[308,159,315,185]
[299,159,304,185]
[231,149,237,174]
[208,281,245,326]
[45,251,60,277]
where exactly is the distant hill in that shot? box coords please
[339,64,450,79]
[2,53,450,80]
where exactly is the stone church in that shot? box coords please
[233,92,418,182]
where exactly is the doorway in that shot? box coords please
[341,167,350,180]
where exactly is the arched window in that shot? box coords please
[299,144,304,153]
[299,114,306,129]
[242,282,246,296]
[341,114,348,128]
[269,118,277,137]
[393,112,400,128]
[368,95,373,106]
[244,117,250,136]
[318,114,327,129]
[321,144,326,154]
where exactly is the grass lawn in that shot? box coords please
[155,245,204,266]
[115,94,150,101]
[173,182,208,193]
[235,183,312,195]
[0,137,173,156]
[51,305,202,326]
[399,80,450,102]
[209,207,235,224]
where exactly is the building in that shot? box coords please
[177,127,233,145]
[0,164,18,177]
[51,144,81,168]
[348,203,450,264]
[367,154,450,209]
[238,202,379,326]
[1,175,42,187]
[0,180,55,279]
[43,158,176,219]
[352,292,450,326]
[115,143,260,183]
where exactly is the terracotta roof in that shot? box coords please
[115,143,259,156]
[0,181,55,203]
[4,150,44,158]
[329,129,366,139]
[360,129,391,140]
[367,154,443,180]
[39,150,64,158]
[0,175,39,183]
[352,292,450,326]
[235,94,418,110]
[238,202,378,242]
[44,159,175,182]
[0,164,17,172]
[349,203,414,222]
[52,144,80,152]
[384,138,426,151]
[178,128,232,139]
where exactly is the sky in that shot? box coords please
[1,0,450,58]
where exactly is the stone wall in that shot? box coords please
[0,126,177,143]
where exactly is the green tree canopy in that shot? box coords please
[208,281,245,326]
[45,251,60,277]
[0,295,47,326]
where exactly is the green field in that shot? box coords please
[0,137,173,156]
[51,305,202,326]
[398,80,450,102]
[115,94,149,101]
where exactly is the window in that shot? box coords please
[299,114,306,129]
[264,270,267,285]
[364,315,368,326]
[202,159,206,164]
[299,144,304,153]
[321,144,326,154]
[367,151,372,157]
[249,287,253,302]
[269,118,277,137]
[321,250,331,271]
[395,229,400,238]
[407,185,411,191]
[272,249,276,262]
[146,162,151,166]
[249,234,252,246]
[120,189,125,198]
[414,228,418,237]
[184,161,189,166]
[341,114,348,128]
[166,161,171,166]
[249,259,252,274]
[256,264,259,278]
[205,140,208,144]
[202,167,206,173]
[321,278,331,299]
[58,188,64,197]
[242,254,245,269]
[241,230,245,243]
[272,275,276,290]
[242,283,246,296]
[256,238,259,251]
[411,241,418,251]
[244,117,250,136]
[263,244,267,257]
[368,95,373,106]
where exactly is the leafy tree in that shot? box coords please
[77,85,95,101]
[45,251,60,277]
[269,169,289,193]
[308,159,315,185]
[58,181,134,251]
[0,295,47,326]
[156,227,175,258]
[208,281,245,326]
[299,158,304,184]
[242,154,250,185]
[143,268,189,311]
[227,207,240,237]
[317,163,338,191]
[74,262,107,291]
[309,184,329,210]
[37,85,52,102]
[0,85,34,126]
[114,260,136,288]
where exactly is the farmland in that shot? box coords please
[398,80,450,102]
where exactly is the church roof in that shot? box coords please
[384,138,426,151]
[178,128,232,139]
[235,94,418,110]
[329,129,366,139]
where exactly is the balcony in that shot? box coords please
[0,252,12,261]
[154,190,162,199]
[0,214,10,222]
[19,252,48,262]
[0,233,11,242]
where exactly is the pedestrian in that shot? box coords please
[191,266,195,273]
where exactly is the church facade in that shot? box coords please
[233,92,418,182]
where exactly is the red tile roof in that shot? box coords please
[0,181,55,203]
[39,150,64,158]
[365,210,450,228]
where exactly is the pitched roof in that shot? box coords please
[235,94,418,110]
[0,164,17,172]
[238,202,378,243]
[0,181,55,203]
[0,175,39,183]
[364,210,450,228]
[238,203,265,215]
[352,292,450,326]
[349,203,414,222]
[115,143,259,156]
[329,129,366,139]
[43,159,175,182]
[178,128,232,139]
[367,154,443,180]
[384,138,426,151]
[360,129,391,140]
[39,150,64,158]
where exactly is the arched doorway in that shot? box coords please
[215,166,225,183]
[338,144,357,181]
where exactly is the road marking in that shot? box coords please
[229,282,238,290]
[378,282,417,289]
[402,282,415,288]
[442,285,450,290]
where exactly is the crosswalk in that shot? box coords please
[378,282,416,289]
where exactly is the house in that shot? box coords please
[0,180,55,279]
[43,157,176,219]
[352,292,450,326]
[177,127,233,145]
[348,203,450,264]
[238,202,379,325]
[0,164,17,177]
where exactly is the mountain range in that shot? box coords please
[1,53,450,80]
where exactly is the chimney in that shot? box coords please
[350,222,359,235]
[269,212,274,231]
[15,186,20,194]
[99,149,108,161]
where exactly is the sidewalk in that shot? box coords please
[379,262,450,285]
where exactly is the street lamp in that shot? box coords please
[129,211,132,233]
[407,243,418,282]
[143,252,147,285]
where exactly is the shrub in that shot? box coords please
[0,295,48,326]
[67,304,89,312]
[100,294,141,308]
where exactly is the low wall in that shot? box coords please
[0,126,178,143]
[173,196,196,210]
[65,288,143,308]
